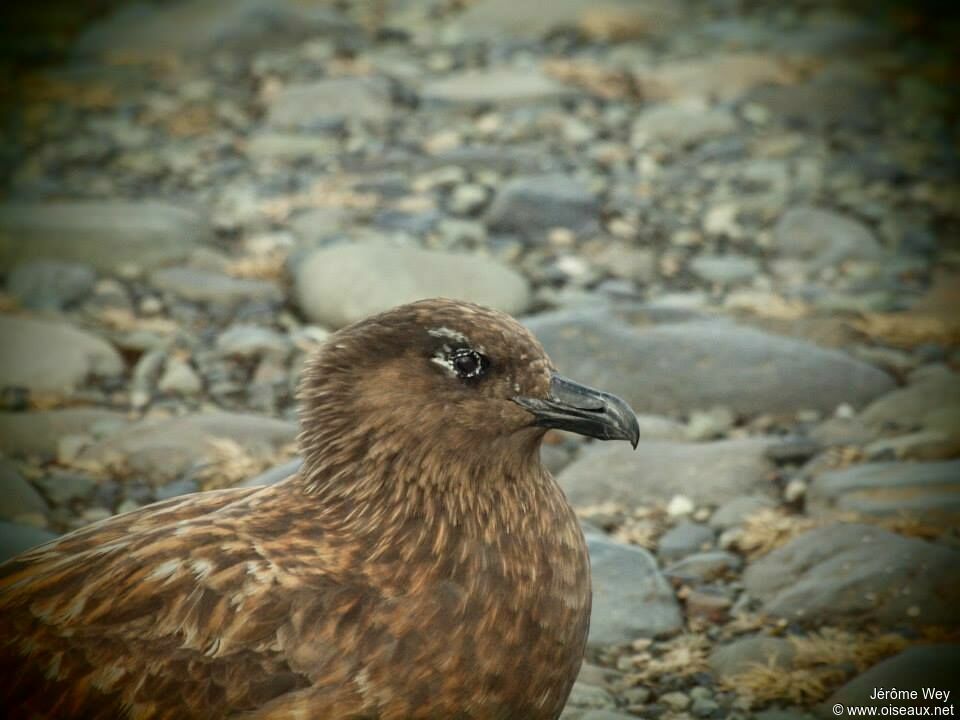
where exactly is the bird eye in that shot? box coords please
[451,348,487,379]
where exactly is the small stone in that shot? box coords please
[709,636,795,679]
[0,458,49,521]
[157,358,203,395]
[667,495,695,517]
[448,184,489,216]
[689,253,760,285]
[685,406,736,440]
[421,68,577,107]
[0,522,58,562]
[773,206,882,270]
[660,691,690,711]
[34,471,96,505]
[711,495,775,530]
[150,267,281,307]
[0,316,123,395]
[7,261,96,311]
[658,521,714,561]
[665,551,742,583]
[486,175,599,238]
[784,478,807,502]
[685,589,732,622]
[216,325,290,359]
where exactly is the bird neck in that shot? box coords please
[295,421,555,535]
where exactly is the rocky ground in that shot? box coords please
[1,0,959,718]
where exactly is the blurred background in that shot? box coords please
[0,0,958,717]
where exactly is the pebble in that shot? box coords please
[157,358,203,395]
[294,240,530,329]
[7,261,96,311]
[486,174,599,238]
[0,316,124,395]
[0,201,207,272]
[560,438,776,509]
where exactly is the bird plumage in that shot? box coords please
[0,299,637,719]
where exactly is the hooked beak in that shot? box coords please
[513,374,640,449]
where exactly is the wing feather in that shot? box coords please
[0,483,372,719]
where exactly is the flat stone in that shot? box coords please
[149,267,281,306]
[0,409,127,458]
[861,369,960,432]
[743,523,960,626]
[266,77,392,130]
[826,645,960,712]
[74,0,357,56]
[0,201,207,272]
[631,103,737,148]
[525,312,895,417]
[689,253,761,285]
[421,68,578,107]
[0,522,58,563]
[657,522,715,561]
[245,133,339,162]
[710,495,776,529]
[559,438,776,509]
[486,175,599,237]
[637,53,795,102]
[7,261,96,311]
[77,412,297,483]
[0,316,123,394]
[773,206,882,270]
[294,240,530,329]
[808,460,960,524]
[34,471,96,505]
[451,0,678,41]
[586,530,683,647]
[664,551,742,583]
[216,325,290,358]
[0,458,49,521]
[709,636,795,679]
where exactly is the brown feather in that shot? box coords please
[0,299,595,719]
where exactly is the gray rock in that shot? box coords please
[825,645,960,712]
[565,681,617,711]
[216,325,290,359]
[155,477,200,501]
[239,457,303,488]
[637,52,794,102]
[448,184,490,216]
[860,369,960,432]
[74,0,356,56]
[0,458,49,520]
[486,175,599,237]
[266,77,392,130]
[631,103,737,148]
[710,495,776,529]
[525,312,895,417]
[586,531,682,647]
[709,636,795,679]
[245,133,339,162]
[421,68,578,107]
[150,267,281,306]
[7,261,96,310]
[77,412,297,483]
[743,523,960,625]
[288,207,352,246]
[0,201,207,272]
[451,0,678,41]
[157,358,203,396]
[0,316,123,394]
[664,551,742,582]
[34,471,96,505]
[689,253,760,285]
[773,206,882,270]
[591,242,656,283]
[807,460,960,524]
[0,522,58,562]
[657,522,715,561]
[294,240,530,328]
[560,438,776,509]
[0,409,127,458]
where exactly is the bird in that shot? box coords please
[0,298,640,720]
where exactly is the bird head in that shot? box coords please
[297,298,639,484]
